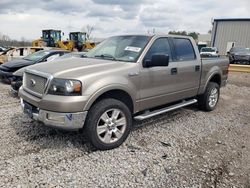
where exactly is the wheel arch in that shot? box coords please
[208,73,221,86]
[84,86,136,114]
[199,72,222,94]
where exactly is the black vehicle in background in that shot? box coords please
[0,49,69,84]
[228,47,250,65]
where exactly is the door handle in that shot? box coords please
[195,65,200,72]
[171,68,178,75]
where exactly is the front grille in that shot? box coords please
[23,72,47,96]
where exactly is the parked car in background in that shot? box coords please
[0,49,69,84]
[0,46,7,54]
[10,52,86,93]
[228,47,250,64]
[0,47,51,64]
[0,47,15,64]
[57,52,87,59]
[200,47,219,58]
[19,34,229,150]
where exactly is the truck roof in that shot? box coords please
[112,34,194,39]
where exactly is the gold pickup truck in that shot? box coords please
[19,34,229,150]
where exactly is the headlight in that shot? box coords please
[48,78,82,96]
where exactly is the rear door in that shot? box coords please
[170,37,201,98]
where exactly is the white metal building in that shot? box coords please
[211,18,250,55]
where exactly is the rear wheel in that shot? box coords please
[85,98,132,150]
[198,82,220,111]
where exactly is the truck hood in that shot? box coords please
[26,57,128,79]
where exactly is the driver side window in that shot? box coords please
[144,38,172,61]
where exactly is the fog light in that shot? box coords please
[46,113,65,123]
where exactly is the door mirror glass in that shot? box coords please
[143,54,169,68]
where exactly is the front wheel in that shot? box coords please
[85,98,132,150]
[198,82,220,111]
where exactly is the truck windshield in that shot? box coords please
[86,35,151,62]
[201,48,216,52]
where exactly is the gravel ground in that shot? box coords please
[0,72,249,187]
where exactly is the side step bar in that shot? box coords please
[134,99,197,121]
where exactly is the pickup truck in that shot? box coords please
[200,47,219,58]
[19,34,229,150]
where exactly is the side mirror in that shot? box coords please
[143,54,169,68]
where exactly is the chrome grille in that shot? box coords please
[23,72,47,96]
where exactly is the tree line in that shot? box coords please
[0,33,31,47]
[168,31,199,40]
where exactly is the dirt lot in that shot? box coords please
[0,72,249,187]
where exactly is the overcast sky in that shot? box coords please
[1,0,250,41]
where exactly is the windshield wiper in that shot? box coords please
[94,54,116,60]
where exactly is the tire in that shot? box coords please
[85,98,132,150]
[198,82,220,111]
[11,80,22,91]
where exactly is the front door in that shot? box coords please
[138,37,179,110]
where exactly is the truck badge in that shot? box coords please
[30,79,36,87]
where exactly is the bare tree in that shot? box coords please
[0,33,31,47]
[82,25,94,41]
[1,34,11,42]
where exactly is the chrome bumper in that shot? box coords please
[21,98,87,130]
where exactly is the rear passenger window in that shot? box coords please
[173,38,196,61]
[144,38,172,61]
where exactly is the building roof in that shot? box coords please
[214,18,250,22]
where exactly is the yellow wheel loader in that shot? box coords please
[69,32,95,51]
[32,30,95,51]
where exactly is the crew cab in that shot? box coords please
[19,34,229,150]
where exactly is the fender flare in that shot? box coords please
[201,71,222,94]
[83,84,137,112]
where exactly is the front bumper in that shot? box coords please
[0,70,14,82]
[11,80,23,93]
[19,87,90,113]
[21,98,88,130]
